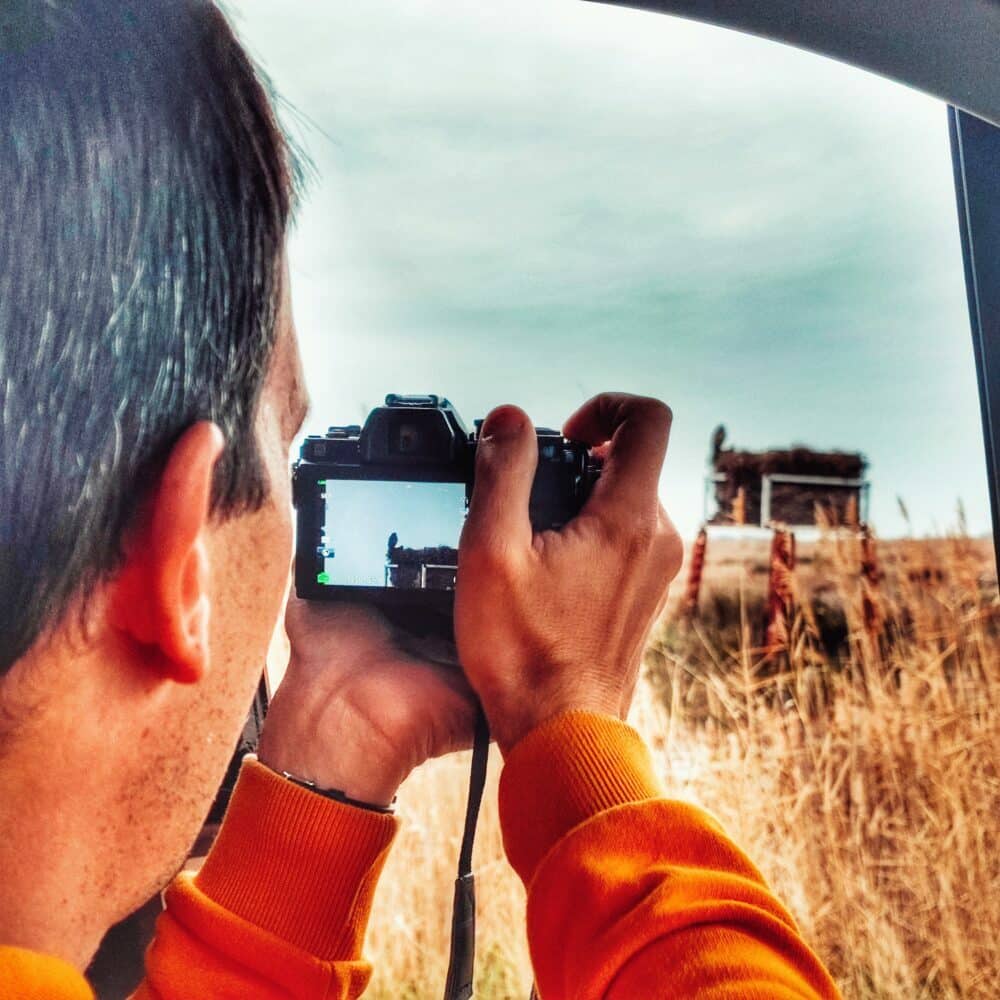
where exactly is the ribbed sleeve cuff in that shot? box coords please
[498,711,663,886]
[0,946,94,1000]
[194,758,398,962]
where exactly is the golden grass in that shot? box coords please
[364,530,1000,999]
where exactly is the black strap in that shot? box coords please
[459,708,490,874]
[443,707,490,1000]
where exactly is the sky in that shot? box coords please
[322,480,466,586]
[230,0,993,540]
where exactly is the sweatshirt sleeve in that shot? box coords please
[498,711,842,1000]
[132,758,397,1000]
[0,946,95,1000]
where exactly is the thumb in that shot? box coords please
[463,404,537,552]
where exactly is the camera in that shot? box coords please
[292,394,601,638]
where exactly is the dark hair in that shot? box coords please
[0,0,294,673]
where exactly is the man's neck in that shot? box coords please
[0,745,114,969]
[0,625,248,971]
[0,640,149,970]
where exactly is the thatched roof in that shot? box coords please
[713,446,867,479]
[390,545,458,566]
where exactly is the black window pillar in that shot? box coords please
[950,108,1000,568]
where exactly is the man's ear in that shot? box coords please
[109,422,226,684]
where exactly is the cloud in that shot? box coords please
[233,0,991,537]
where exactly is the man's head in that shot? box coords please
[0,0,294,673]
[0,0,308,962]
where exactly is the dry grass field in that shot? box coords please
[363,529,1000,999]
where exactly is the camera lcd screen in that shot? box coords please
[317,480,467,590]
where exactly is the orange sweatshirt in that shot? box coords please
[0,712,840,999]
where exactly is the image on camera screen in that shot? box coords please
[317,480,467,590]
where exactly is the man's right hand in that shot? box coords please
[455,392,683,754]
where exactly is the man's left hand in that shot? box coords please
[257,597,478,806]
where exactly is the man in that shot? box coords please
[0,2,841,997]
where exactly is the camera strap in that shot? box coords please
[442,706,490,1000]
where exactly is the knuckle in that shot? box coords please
[640,396,673,428]
[617,512,657,559]
[465,538,519,582]
[655,526,684,579]
[601,508,664,558]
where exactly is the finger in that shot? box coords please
[563,392,672,523]
[462,404,538,553]
[589,441,612,463]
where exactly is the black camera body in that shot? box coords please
[292,394,601,638]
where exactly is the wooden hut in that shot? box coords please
[706,426,869,528]
[387,544,459,590]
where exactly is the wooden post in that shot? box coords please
[765,527,796,654]
[845,493,859,529]
[682,527,708,619]
[859,522,883,640]
[732,486,747,526]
